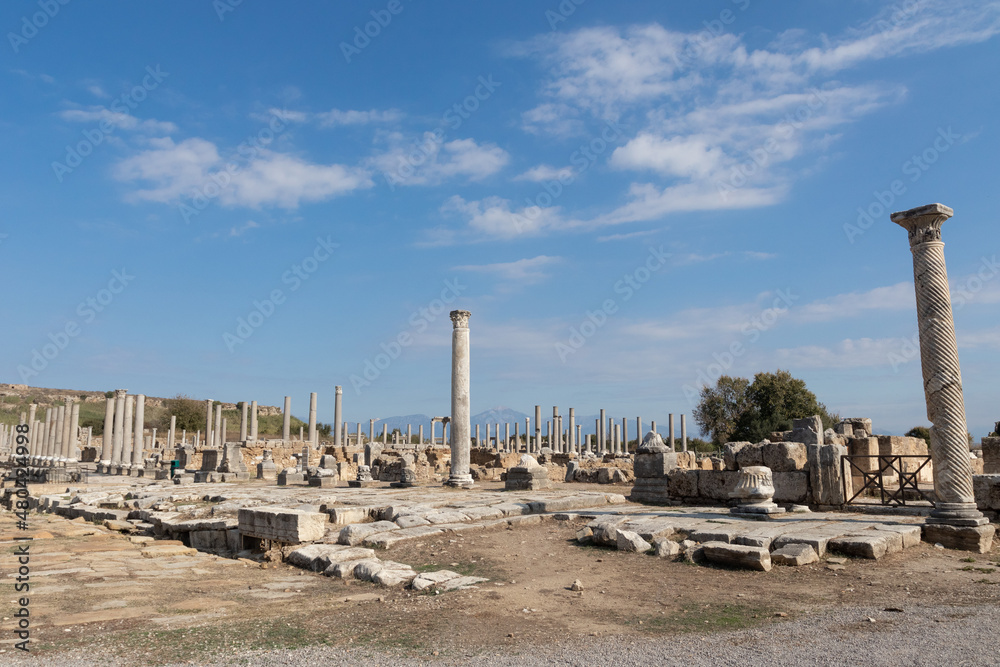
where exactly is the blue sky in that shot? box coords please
[3,0,999,437]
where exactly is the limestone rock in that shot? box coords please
[735,444,764,469]
[770,543,818,566]
[922,523,996,554]
[653,538,680,559]
[338,520,398,546]
[761,442,808,472]
[667,469,699,498]
[637,430,669,453]
[570,579,584,592]
[701,541,771,572]
[722,442,752,470]
[518,454,540,468]
[411,570,461,591]
[806,443,850,506]
[615,529,651,553]
[771,471,809,504]
[238,506,328,544]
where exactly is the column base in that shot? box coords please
[445,474,474,489]
[928,502,989,527]
[923,522,995,553]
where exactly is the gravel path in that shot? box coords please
[12,602,995,666]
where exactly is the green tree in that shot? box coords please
[732,370,838,442]
[693,375,750,446]
[158,394,205,432]
[905,426,931,445]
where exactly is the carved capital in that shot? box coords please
[891,203,953,248]
[450,309,471,329]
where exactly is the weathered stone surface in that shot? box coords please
[772,532,832,557]
[395,514,432,529]
[770,543,818,566]
[565,461,580,483]
[619,517,676,541]
[761,442,808,472]
[373,565,418,587]
[790,416,823,446]
[411,570,461,591]
[653,538,680,558]
[350,559,385,582]
[722,442,752,471]
[735,444,764,469]
[597,467,628,484]
[922,523,996,553]
[634,451,678,478]
[874,524,922,548]
[701,541,771,571]
[439,575,489,591]
[828,533,895,560]
[365,525,444,549]
[973,474,1000,511]
[338,521,398,546]
[238,507,327,544]
[806,443,850,506]
[588,516,628,545]
[325,558,373,579]
[615,529,651,553]
[689,527,738,544]
[771,471,809,503]
[327,507,371,525]
[698,470,737,501]
[982,437,1000,475]
[667,469,699,498]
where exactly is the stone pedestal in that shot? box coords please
[628,431,679,504]
[257,450,278,480]
[504,455,550,491]
[729,466,785,516]
[277,469,305,486]
[349,465,377,488]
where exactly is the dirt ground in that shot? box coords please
[3,507,1000,665]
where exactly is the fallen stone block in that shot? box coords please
[326,558,374,579]
[364,525,444,549]
[439,575,489,591]
[338,521,399,546]
[874,524,922,548]
[653,538,680,559]
[828,533,894,560]
[616,530,651,553]
[411,570,462,591]
[352,560,386,582]
[922,523,996,554]
[770,543,818,566]
[373,566,418,587]
[587,516,628,545]
[238,507,328,544]
[701,541,771,572]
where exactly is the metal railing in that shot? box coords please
[842,454,934,506]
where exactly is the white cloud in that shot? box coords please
[454,255,562,286]
[229,220,260,237]
[271,107,404,127]
[774,338,907,368]
[368,134,509,187]
[514,164,574,182]
[114,137,373,208]
[610,133,725,178]
[434,195,575,244]
[520,102,585,137]
[793,282,915,323]
[58,106,177,135]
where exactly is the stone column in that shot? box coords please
[27,404,37,458]
[577,425,582,452]
[132,394,145,468]
[636,417,642,451]
[214,404,223,447]
[205,400,214,449]
[568,408,576,453]
[524,418,530,453]
[112,390,127,465]
[614,423,620,455]
[61,398,72,458]
[357,422,363,446]
[43,408,54,462]
[891,203,990,537]
[382,423,388,445]
[407,424,412,445]
[418,424,424,445]
[503,422,509,452]
[122,395,134,470]
[221,419,228,446]
[239,402,248,442]
[308,392,317,445]
[282,396,291,442]
[68,401,80,461]
[534,406,541,452]
[598,409,606,453]
[622,417,628,455]
[371,419,376,444]
[168,415,176,450]
[447,310,473,487]
[250,401,258,441]
[54,404,65,463]
[514,421,520,452]
[333,386,343,449]
[669,414,675,450]
[681,414,688,452]
[475,424,480,446]
[546,420,552,450]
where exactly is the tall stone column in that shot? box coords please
[214,404,223,447]
[333,386,343,449]
[239,402,248,442]
[308,392,317,445]
[250,400,258,441]
[54,405,65,463]
[122,395,135,470]
[577,425,582,452]
[371,419,376,444]
[891,203,991,547]
[43,408,54,462]
[534,406,541,452]
[282,396,291,442]
[68,401,80,461]
[681,414,688,452]
[447,310,473,488]
[668,414,675,450]
[205,400,214,449]
[27,404,37,458]
[504,422,510,452]
[112,390,127,465]
[100,397,114,467]
[524,418,530,453]
[568,408,576,453]
[62,398,73,458]
[622,417,628,455]
[132,394,145,468]
[599,409,606,453]
[418,424,424,445]
[636,417,641,451]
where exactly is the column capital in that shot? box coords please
[449,309,471,328]
[891,203,953,248]
[114,389,128,398]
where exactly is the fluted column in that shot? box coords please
[892,203,986,527]
[282,396,291,442]
[132,394,145,468]
[250,400,259,441]
[214,404,223,447]
[239,402,248,442]
[68,401,80,461]
[101,397,114,466]
[447,310,473,487]
[112,390,127,465]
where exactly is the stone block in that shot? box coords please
[698,470,737,501]
[735,443,764,469]
[791,416,823,446]
[587,516,628,546]
[633,451,678,478]
[922,523,996,553]
[277,470,305,486]
[338,521,399,546]
[722,442,752,470]
[973,474,1000,511]
[806,443,849,506]
[874,524,922,548]
[981,438,1000,475]
[565,460,580,483]
[771,471,809,504]
[761,442,807,472]
[701,541,771,571]
[615,529,651,553]
[666,469,699,498]
[597,467,628,484]
[505,466,550,491]
[327,507,371,525]
[828,533,894,560]
[770,543,818,566]
[653,538,680,558]
[772,533,832,557]
[238,507,328,544]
